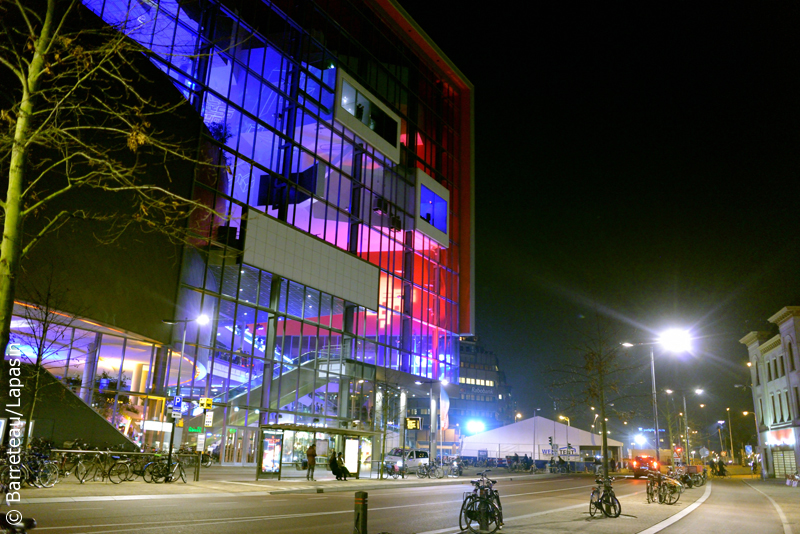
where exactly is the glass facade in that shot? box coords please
[5,0,472,470]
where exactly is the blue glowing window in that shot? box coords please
[419,185,447,234]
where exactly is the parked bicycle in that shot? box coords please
[417,461,444,479]
[459,470,504,533]
[589,476,621,518]
[648,471,681,505]
[385,462,409,479]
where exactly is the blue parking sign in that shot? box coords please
[173,396,182,412]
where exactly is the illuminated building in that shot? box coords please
[740,306,800,477]
[7,0,473,476]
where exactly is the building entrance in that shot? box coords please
[222,427,258,465]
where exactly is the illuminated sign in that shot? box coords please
[187,426,202,433]
[765,429,796,446]
[405,417,421,430]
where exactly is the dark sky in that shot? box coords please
[401,2,800,440]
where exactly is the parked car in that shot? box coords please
[631,455,659,478]
[384,448,430,469]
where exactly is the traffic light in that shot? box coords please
[567,443,572,450]
[548,436,553,446]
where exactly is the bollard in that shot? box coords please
[354,491,368,534]
[194,455,201,482]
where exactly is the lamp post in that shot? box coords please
[735,382,767,479]
[415,378,448,462]
[726,407,734,460]
[559,415,570,458]
[532,408,541,460]
[717,421,725,454]
[162,314,209,482]
[743,411,766,479]
[666,388,702,465]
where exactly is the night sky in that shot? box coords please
[401,2,800,440]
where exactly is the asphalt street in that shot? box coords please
[15,475,798,534]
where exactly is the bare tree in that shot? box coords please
[0,0,226,357]
[549,312,644,478]
[9,265,88,447]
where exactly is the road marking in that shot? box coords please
[57,507,106,511]
[634,481,712,534]
[219,480,271,488]
[743,481,794,534]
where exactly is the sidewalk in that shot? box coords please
[18,466,552,503]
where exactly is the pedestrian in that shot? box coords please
[337,452,352,480]
[330,452,342,480]
[306,443,317,481]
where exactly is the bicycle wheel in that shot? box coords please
[77,462,96,484]
[434,466,445,479]
[39,462,59,488]
[666,484,680,505]
[416,466,427,479]
[109,462,129,484]
[177,464,187,483]
[646,481,655,503]
[459,495,476,532]
[143,462,159,483]
[601,493,621,518]
[589,489,601,517]
[472,497,500,534]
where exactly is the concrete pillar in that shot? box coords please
[80,332,103,405]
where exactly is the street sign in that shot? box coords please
[199,397,213,409]
[405,417,421,430]
[204,411,214,427]
[172,410,182,419]
[173,396,183,412]
[196,433,206,452]
[166,405,173,417]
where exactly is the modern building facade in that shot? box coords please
[5,0,473,478]
[740,306,800,478]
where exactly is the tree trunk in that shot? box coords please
[0,0,53,360]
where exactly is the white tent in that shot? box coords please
[460,416,623,461]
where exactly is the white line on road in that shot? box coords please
[743,481,794,534]
[634,481,712,534]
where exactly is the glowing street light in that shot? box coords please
[623,329,692,467]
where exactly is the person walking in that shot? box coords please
[306,443,317,481]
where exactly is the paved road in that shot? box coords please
[17,476,796,534]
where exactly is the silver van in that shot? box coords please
[385,448,430,469]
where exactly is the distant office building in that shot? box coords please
[740,306,800,477]
[5,0,474,477]
[405,336,512,453]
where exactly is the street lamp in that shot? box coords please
[623,329,691,467]
[161,314,209,482]
[736,383,767,479]
[666,388,702,465]
[415,378,448,462]
[559,415,571,457]
[726,408,734,460]
[515,412,523,423]
[717,421,726,454]
[532,408,541,459]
